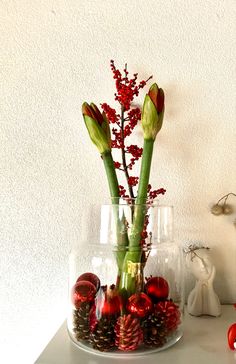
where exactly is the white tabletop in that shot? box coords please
[35,306,236,364]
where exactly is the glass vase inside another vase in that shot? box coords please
[68,201,184,357]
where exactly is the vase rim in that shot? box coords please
[110,197,158,204]
[103,199,173,208]
[70,241,175,253]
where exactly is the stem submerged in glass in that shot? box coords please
[119,139,155,296]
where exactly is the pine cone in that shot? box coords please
[142,312,167,347]
[155,300,181,333]
[142,300,181,347]
[73,302,91,341]
[90,315,117,352]
[115,314,143,351]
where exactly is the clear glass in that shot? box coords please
[68,203,184,357]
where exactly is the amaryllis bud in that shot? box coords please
[141,83,165,140]
[82,102,111,154]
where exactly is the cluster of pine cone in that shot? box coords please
[72,300,180,352]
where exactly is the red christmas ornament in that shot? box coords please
[72,281,97,309]
[155,300,181,332]
[127,293,153,318]
[228,323,236,350]
[95,285,121,316]
[145,276,169,303]
[76,272,100,291]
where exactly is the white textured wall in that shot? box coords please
[0,0,236,363]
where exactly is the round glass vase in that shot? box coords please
[68,203,184,357]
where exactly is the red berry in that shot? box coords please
[72,281,97,309]
[145,276,169,302]
[76,272,100,291]
[126,293,152,318]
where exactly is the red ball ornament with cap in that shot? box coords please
[95,284,121,316]
[71,281,97,309]
[127,293,153,318]
[145,276,169,303]
[228,323,236,350]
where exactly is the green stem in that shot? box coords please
[102,151,120,201]
[119,139,154,296]
[102,151,129,281]
[136,139,154,203]
[130,139,154,247]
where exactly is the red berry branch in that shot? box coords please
[101,60,166,202]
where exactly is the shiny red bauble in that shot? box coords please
[126,293,153,318]
[76,272,100,291]
[145,276,169,302]
[95,286,121,316]
[228,323,236,350]
[99,296,121,316]
[72,280,97,309]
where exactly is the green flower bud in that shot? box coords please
[82,102,111,154]
[141,83,165,140]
